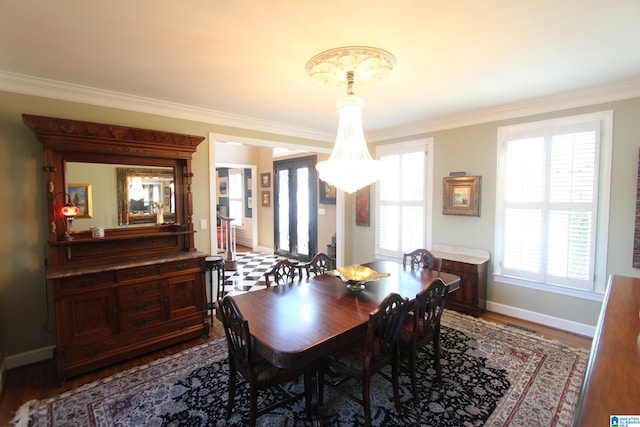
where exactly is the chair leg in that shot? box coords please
[434,330,442,383]
[249,384,258,427]
[304,370,314,417]
[363,374,372,427]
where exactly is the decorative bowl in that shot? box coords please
[329,264,390,291]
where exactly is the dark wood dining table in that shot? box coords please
[230,260,461,369]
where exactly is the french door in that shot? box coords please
[273,156,317,261]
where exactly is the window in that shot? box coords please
[376,139,433,260]
[228,169,243,227]
[495,111,612,294]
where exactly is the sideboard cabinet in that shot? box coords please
[432,246,490,317]
[24,115,208,382]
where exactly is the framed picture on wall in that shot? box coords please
[442,175,481,216]
[356,185,370,226]
[261,190,271,207]
[68,184,93,218]
[319,180,336,204]
[260,173,271,187]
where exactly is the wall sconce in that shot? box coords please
[56,193,80,240]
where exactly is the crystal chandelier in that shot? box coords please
[306,46,396,193]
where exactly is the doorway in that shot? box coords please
[273,155,317,261]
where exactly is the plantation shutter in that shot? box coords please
[500,121,599,291]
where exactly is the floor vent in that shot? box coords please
[505,323,538,335]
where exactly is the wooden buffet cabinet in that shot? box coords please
[24,114,209,383]
[432,245,489,317]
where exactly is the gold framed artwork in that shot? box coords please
[442,176,480,216]
[261,190,271,207]
[68,183,93,218]
[260,173,271,187]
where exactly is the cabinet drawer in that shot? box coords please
[442,260,478,274]
[117,266,159,282]
[120,294,161,315]
[59,271,115,291]
[159,259,201,275]
[119,281,161,299]
[121,310,163,330]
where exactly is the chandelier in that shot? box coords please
[306,46,396,193]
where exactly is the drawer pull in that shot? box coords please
[135,318,148,327]
[80,278,96,287]
[85,349,99,357]
[134,287,146,295]
[136,302,148,311]
[176,263,187,271]
[133,271,146,278]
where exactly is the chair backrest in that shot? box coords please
[367,293,409,363]
[413,278,448,338]
[403,248,442,271]
[304,252,336,277]
[219,296,253,374]
[264,259,300,287]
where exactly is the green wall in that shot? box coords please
[1,89,639,367]
[350,97,640,328]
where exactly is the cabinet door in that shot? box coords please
[164,272,204,319]
[58,288,118,346]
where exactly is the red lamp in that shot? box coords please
[59,195,80,240]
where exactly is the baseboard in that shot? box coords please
[4,345,54,370]
[486,301,596,338]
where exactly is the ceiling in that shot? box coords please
[1,0,640,142]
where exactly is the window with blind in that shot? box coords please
[495,111,612,294]
[376,139,433,260]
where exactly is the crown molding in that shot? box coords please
[0,70,332,142]
[369,76,640,142]
[3,70,640,144]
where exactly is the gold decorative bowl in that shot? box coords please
[329,264,389,291]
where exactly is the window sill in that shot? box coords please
[492,273,605,302]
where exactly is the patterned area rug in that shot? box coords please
[12,310,589,427]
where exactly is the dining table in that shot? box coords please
[223,259,460,424]
[229,259,460,368]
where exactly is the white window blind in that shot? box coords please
[377,143,428,259]
[496,113,611,293]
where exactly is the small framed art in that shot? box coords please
[260,173,271,188]
[261,190,271,207]
[442,176,481,216]
[319,180,336,204]
[67,184,93,218]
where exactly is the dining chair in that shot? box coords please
[303,252,335,277]
[318,292,409,427]
[263,259,301,287]
[403,248,443,271]
[399,278,448,400]
[219,296,314,427]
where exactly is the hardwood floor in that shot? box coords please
[0,312,591,425]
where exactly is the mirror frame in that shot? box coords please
[23,114,205,267]
[117,167,175,225]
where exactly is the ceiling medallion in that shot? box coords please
[306,46,396,88]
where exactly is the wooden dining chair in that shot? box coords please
[263,259,301,287]
[219,296,314,427]
[399,278,448,400]
[403,248,443,271]
[318,292,409,427]
[303,252,335,277]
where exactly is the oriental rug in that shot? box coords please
[12,310,589,427]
